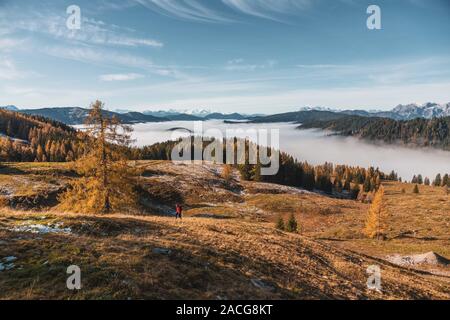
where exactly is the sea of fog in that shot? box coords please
[122,120,449,181]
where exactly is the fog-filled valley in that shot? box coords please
[125,120,450,181]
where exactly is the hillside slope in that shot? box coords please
[0,211,448,299]
[1,161,449,299]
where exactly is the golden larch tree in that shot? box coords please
[363,185,387,240]
[59,100,140,213]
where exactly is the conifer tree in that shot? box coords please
[343,177,351,191]
[363,186,387,240]
[413,184,419,194]
[286,213,298,233]
[59,100,139,213]
[351,183,360,200]
[442,174,449,187]
[335,179,343,193]
[424,177,430,186]
[417,174,423,185]
[434,174,442,187]
[251,162,262,182]
[275,216,285,231]
[363,177,371,192]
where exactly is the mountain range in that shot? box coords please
[1,102,449,125]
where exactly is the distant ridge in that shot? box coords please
[0,105,19,111]
[2,102,449,126]
[5,107,254,125]
[18,107,166,125]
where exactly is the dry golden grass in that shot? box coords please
[1,161,449,299]
[0,210,448,300]
[326,182,450,275]
[382,181,450,240]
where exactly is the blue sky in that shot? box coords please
[0,0,449,113]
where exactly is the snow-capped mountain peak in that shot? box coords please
[392,102,450,120]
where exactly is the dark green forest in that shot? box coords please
[300,115,450,150]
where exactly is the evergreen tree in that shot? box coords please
[417,174,423,185]
[251,162,262,182]
[286,213,298,233]
[434,174,442,187]
[335,179,343,193]
[351,183,360,200]
[442,174,449,187]
[59,100,139,213]
[424,177,430,186]
[413,184,419,194]
[363,177,371,192]
[238,163,252,181]
[275,216,285,231]
[343,177,351,191]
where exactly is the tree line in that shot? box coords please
[2,106,447,201]
[0,109,87,162]
[300,115,450,150]
[411,173,450,187]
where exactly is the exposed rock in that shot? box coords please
[3,256,17,263]
[10,222,71,235]
[387,252,449,267]
[250,279,275,291]
[152,247,172,255]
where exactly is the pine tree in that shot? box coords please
[286,213,298,233]
[238,163,252,181]
[424,177,430,186]
[442,174,449,187]
[251,162,262,182]
[343,178,351,191]
[363,177,371,192]
[417,174,423,185]
[59,100,140,213]
[275,216,285,231]
[413,184,419,194]
[363,186,387,240]
[351,183,360,200]
[434,174,442,187]
[335,179,343,193]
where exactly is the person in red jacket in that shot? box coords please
[175,204,183,219]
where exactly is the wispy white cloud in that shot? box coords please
[0,9,163,48]
[133,0,234,23]
[225,58,277,71]
[99,73,144,81]
[0,38,25,52]
[130,0,314,23]
[0,58,24,80]
[0,56,40,80]
[295,57,450,86]
[41,45,191,80]
[222,0,311,21]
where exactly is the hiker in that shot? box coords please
[175,204,183,219]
